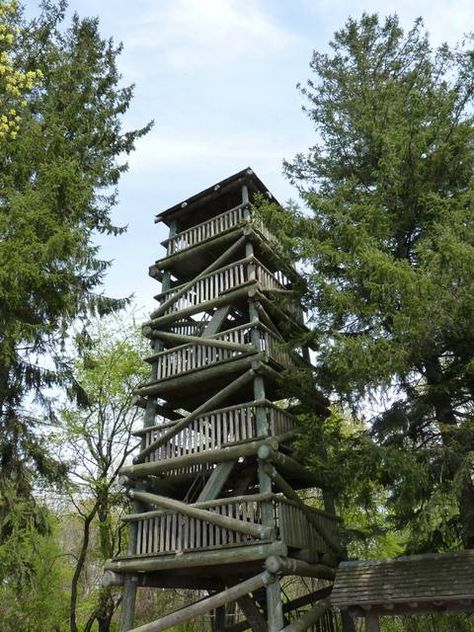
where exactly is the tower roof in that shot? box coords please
[155,167,280,226]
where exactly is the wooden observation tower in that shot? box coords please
[105,168,345,631]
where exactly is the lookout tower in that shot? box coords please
[105,168,345,631]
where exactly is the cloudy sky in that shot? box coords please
[28,0,474,313]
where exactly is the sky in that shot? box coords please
[27,0,474,314]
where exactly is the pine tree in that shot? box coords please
[0,1,151,509]
[275,14,474,549]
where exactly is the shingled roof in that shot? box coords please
[331,550,474,617]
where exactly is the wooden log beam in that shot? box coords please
[128,571,276,632]
[255,303,284,340]
[145,284,254,330]
[127,490,273,540]
[133,368,255,462]
[197,461,235,502]
[280,599,331,632]
[105,541,287,574]
[143,330,253,356]
[283,587,332,615]
[122,437,277,479]
[135,353,258,398]
[257,445,325,489]
[156,226,242,271]
[264,556,335,580]
[202,305,233,336]
[263,464,345,558]
[150,236,247,319]
[123,492,274,521]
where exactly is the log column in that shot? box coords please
[243,182,284,632]
[120,221,177,632]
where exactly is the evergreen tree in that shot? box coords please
[0,1,151,508]
[271,14,474,549]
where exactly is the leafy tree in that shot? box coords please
[58,318,147,632]
[0,0,151,510]
[0,486,70,631]
[266,14,474,550]
[0,0,43,139]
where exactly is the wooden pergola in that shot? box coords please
[331,550,474,631]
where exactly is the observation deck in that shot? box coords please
[107,168,344,632]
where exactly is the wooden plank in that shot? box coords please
[157,225,242,270]
[146,284,254,329]
[135,353,259,398]
[266,579,284,632]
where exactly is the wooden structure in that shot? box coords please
[105,168,344,631]
[331,550,474,631]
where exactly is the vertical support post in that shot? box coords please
[121,219,178,631]
[266,578,284,632]
[213,605,226,631]
[341,611,357,632]
[242,180,284,631]
[366,615,380,632]
[242,183,250,218]
[120,575,138,631]
[119,501,139,631]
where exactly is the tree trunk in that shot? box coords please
[70,506,98,632]
[424,356,473,548]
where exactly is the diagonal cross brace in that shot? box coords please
[132,368,255,463]
[150,234,246,319]
[128,490,273,541]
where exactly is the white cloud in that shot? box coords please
[128,126,295,174]
[127,0,298,69]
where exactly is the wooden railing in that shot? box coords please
[278,499,338,555]
[132,495,340,557]
[148,322,295,382]
[136,402,296,466]
[164,205,247,256]
[163,205,285,259]
[169,319,206,337]
[136,495,263,555]
[155,256,292,317]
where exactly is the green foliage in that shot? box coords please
[267,14,474,551]
[58,317,147,632]
[381,613,474,632]
[0,0,43,139]
[0,0,151,506]
[0,489,70,631]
